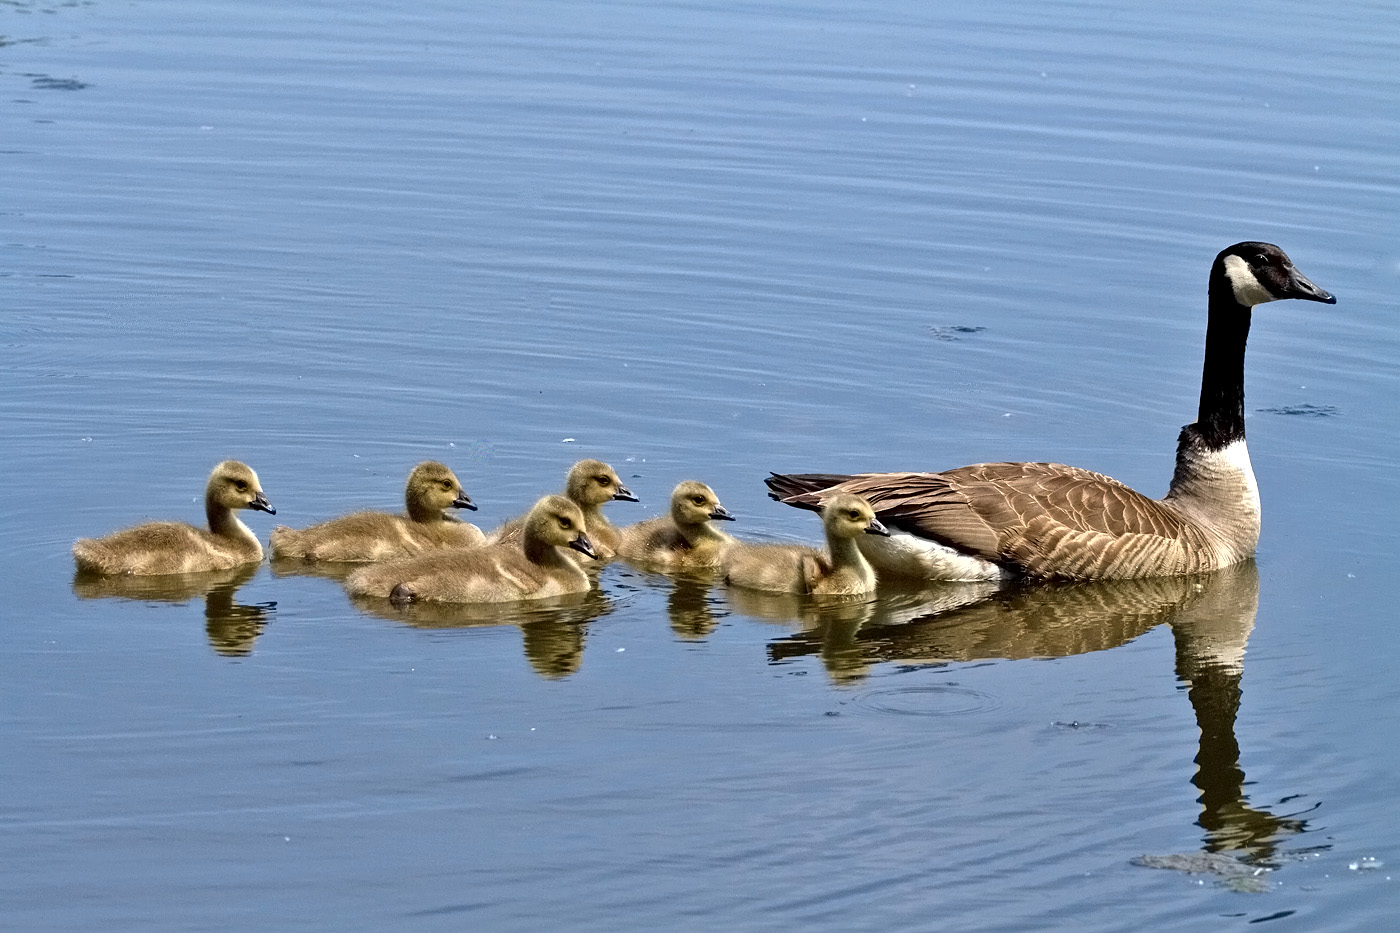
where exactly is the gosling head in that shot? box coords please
[821,494,887,539]
[405,461,475,514]
[207,460,275,514]
[565,459,637,508]
[525,494,597,560]
[669,480,735,526]
[1215,242,1335,310]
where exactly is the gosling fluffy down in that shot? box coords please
[270,461,484,562]
[346,495,597,604]
[724,494,888,596]
[72,460,276,576]
[618,480,736,571]
[489,459,636,561]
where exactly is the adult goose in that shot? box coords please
[765,242,1335,582]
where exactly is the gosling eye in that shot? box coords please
[691,496,706,506]
[595,476,611,486]
[559,517,573,530]
[234,480,248,492]
[441,480,453,490]
[847,510,861,521]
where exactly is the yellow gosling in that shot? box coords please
[723,494,888,596]
[346,495,596,604]
[490,459,636,561]
[270,461,483,562]
[72,461,275,575]
[618,480,736,571]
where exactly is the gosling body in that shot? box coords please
[618,480,736,571]
[270,461,483,562]
[72,461,276,576]
[346,495,597,604]
[490,459,636,561]
[725,494,888,596]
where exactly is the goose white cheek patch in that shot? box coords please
[1222,254,1275,307]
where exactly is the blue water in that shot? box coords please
[3,0,1398,929]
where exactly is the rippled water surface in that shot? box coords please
[4,1,1399,929]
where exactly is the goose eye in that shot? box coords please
[234,480,248,491]
[559,517,573,530]
[441,481,453,490]
[848,510,861,520]
[595,476,611,486]
[692,496,706,505]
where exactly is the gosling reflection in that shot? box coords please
[767,561,1307,862]
[348,588,612,680]
[665,574,724,640]
[751,580,1000,683]
[72,563,275,657]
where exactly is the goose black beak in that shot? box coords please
[865,517,891,537]
[451,492,478,511]
[250,494,276,515]
[612,485,639,502]
[569,532,598,560]
[709,505,737,521]
[1284,267,1336,304]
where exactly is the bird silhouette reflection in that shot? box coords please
[348,587,612,679]
[763,561,1309,865]
[72,563,276,657]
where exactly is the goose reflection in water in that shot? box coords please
[348,588,612,680]
[764,562,1311,868]
[72,563,276,657]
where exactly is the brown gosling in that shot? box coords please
[618,480,736,571]
[72,461,276,575]
[346,495,597,604]
[724,494,889,596]
[269,461,484,562]
[489,459,636,561]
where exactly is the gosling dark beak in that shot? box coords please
[612,485,639,502]
[451,492,478,511]
[250,493,276,515]
[1284,266,1336,304]
[569,532,598,560]
[709,505,737,521]
[865,517,891,537]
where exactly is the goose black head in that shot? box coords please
[1215,242,1335,309]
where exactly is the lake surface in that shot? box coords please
[3,0,1398,929]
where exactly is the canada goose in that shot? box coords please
[489,459,636,561]
[346,495,596,604]
[72,460,275,575]
[724,493,889,596]
[618,480,736,570]
[269,461,483,561]
[766,242,1336,582]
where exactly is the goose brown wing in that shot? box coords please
[769,464,1201,578]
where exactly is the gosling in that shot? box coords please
[346,495,597,604]
[723,494,889,596]
[490,459,636,561]
[72,461,276,575]
[618,480,736,571]
[270,461,484,562]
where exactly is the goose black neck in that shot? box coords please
[1195,279,1251,450]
